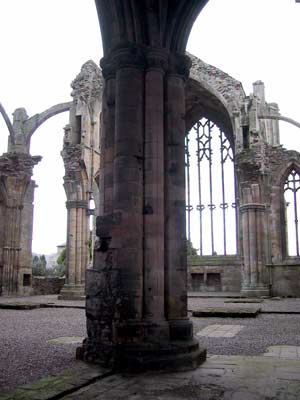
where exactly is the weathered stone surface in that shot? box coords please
[32,277,65,295]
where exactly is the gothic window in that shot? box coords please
[284,168,300,256]
[185,118,237,256]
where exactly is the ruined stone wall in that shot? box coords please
[271,264,300,297]
[32,276,65,295]
[188,256,241,292]
[186,55,300,297]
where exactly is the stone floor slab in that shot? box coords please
[263,346,300,359]
[197,324,244,338]
[57,355,300,399]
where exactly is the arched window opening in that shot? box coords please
[284,168,300,256]
[185,118,237,256]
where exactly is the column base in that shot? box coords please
[169,319,193,341]
[58,284,85,300]
[76,338,206,372]
[241,286,270,298]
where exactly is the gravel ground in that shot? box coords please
[1,296,300,392]
[188,296,300,312]
[0,308,86,391]
[191,313,300,356]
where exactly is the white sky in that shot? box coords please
[0,0,299,255]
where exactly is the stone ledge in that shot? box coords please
[0,362,111,400]
[0,303,41,310]
[192,307,261,318]
[224,299,263,303]
[0,303,85,310]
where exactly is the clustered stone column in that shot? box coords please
[58,60,102,300]
[58,146,90,300]
[77,46,205,370]
[0,153,41,295]
[240,183,269,297]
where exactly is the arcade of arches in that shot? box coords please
[0,0,300,370]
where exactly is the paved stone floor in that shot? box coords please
[2,294,300,399]
[196,324,245,338]
[61,355,300,400]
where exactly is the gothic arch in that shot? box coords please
[275,160,300,189]
[280,161,300,258]
[25,102,72,142]
[95,0,209,55]
[269,159,300,262]
[184,55,242,258]
[186,54,245,147]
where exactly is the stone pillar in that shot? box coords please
[59,61,102,300]
[2,192,22,295]
[59,146,89,300]
[112,48,144,326]
[79,46,205,371]
[19,181,36,295]
[143,49,169,338]
[58,199,89,300]
[240,184,270,297]
[0,153,40,296]
[165,54,193,341]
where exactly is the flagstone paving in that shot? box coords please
[196,324,245,338]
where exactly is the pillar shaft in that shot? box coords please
[113,60,144,324]
[240,184,270,297]
[59,199,88,300]
[165,63,193,340]
[2,205,22,294]
[143,51,167,325]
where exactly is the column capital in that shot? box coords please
[168,53,192,79]
[0,153,41,178]
[101,46,192,79]
[100,44,147,78]
[66,200,88,209]
[145,48,169,73]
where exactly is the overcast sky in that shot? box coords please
[0,0,299,254]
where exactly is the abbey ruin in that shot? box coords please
[1,0,300,372]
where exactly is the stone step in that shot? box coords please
[192,307,261,318]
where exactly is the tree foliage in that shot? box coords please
[54,247,66,277]
[187,239,198,256]
[32,255,47,276]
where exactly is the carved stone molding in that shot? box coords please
[71,60,104,104]
[61,145,83,180]
[0,153,41,178]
